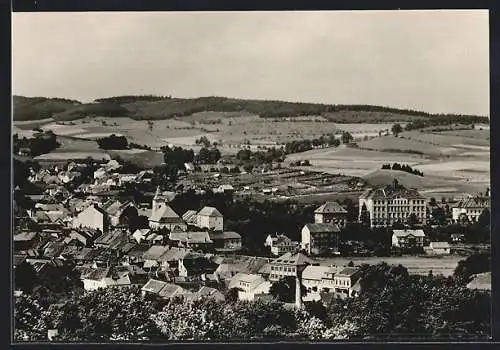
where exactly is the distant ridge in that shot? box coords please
[13,95,489,126]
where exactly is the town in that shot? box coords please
[13,136,491,341]
[12,9,490,343]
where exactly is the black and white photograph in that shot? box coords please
[12,10,491,342]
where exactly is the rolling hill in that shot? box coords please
[13,95,489,125]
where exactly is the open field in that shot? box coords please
[316,255,464,277]
[34,152,110,161]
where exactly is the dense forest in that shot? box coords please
[13,95,489,127]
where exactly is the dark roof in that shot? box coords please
[457,196,490,209]
[43,241,65,258]
[360,184,425,200]
[272,252,315,266]
[303,223,340,233]
[314,201,348,214]
[75,247,100,261]
[336,267,360,277]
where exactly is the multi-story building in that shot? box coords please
[265,234,299,256]
[149,188,186,231]
[197,206,224,231]
[314,201,348,227]
[358,180,427,228]
[333,267,362,298]
[301,223,341,256]
[452,195,490,223]
[392,229,426,249]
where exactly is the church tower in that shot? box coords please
[152,186,165,217]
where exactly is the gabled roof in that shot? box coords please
[228,273,264,289]
[209,231,241,240]
[457,196,490,209]
[393,229,426,238]
[272,252,315,266]
[14,231,37,242]
[149,205,183,223]
[303,223,340,233]
[169,231,213,244]
[360,184,425,200]
[13,254,27,267]
[158,247,192,262]
[182,210,198,224]
[315,201,348,214]
[143,245,170,260]
[336,267,360,277]
[302,265,343,280]
[197,206,223,217]
[158,283,186,298]
[75,247,100,261]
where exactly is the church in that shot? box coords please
[148,187,187,232]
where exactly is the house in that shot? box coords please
[102,200,138,227]
[227,273,272,301]
[333,267,361,298]
[452,195,490,223]
[301,265,344,298]
[215,256,271,281]
[93,229,129,250]
[141,279,190,299]
[73,204,109,233]
[209,231,242,252]
[69,229,100,247]
[169,231,213,250]
[301,223,341,256]
[359,180,427,228]
[149,188,186,231]
[142,245,170,270]
[212,184,235,194]
[392,229,426,249]
[268,252,315,281]
[428,241,451,255]
[314,201,348,227]
[75,247,101,264]
[265,234,299,256]
[467,272,491,291]
[197,206,223,231]
[81,266,132,291]
[185,286,225,302]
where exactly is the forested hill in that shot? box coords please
[13,95,489,126]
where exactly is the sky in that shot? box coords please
[12,10,489,116]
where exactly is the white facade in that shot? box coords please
[359,195,427,228]
[197,214,223,231]
[73,205,106,232]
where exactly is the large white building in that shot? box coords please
[358,180,427,228]
[452,195,490,223]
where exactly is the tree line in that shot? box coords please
[13,131,60,157]
[381,163,424,177]
[14,261,490,342]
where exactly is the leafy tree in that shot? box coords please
[477,208,490,228]
[360,203,371,227]
[391,123,403,136]
[341,131,353,144]
[97,134,129,150]
[454,253,490,284]
[269,276,306,303]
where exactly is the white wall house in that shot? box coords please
[197,206,223,231]
[73,204,107,233]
